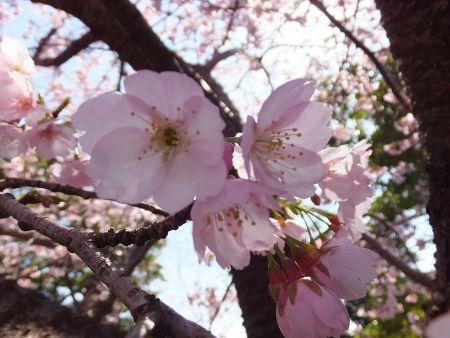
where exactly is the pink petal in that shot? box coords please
[0,71,35,121]
[183,96,226,166]
[87,126,165,204]
[153,153,226,213]
[0,37,35,76]
[124,70,203,120]
[258,79,315,129]
[72,92,150,153]
[0,123,25,158]
[280,102,332,152]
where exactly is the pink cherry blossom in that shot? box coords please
[0,36,35,76]
[318,236,378,300]
[383,132,420,156]
[331,123,356,141]
[0,123,25,158]
[72,70,227,213]
[240,79,331,198]
[52,159,93,188]
[0,70,35,122]
[25,106,47,127]
[25,121,76,160]
[337,198,372,239]
[389,161,415,185]
[319,140,373,205]
[191,179,278,269]
[394,113,418,135]
[276,278,350,338]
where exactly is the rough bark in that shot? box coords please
[375,0,450,315]
[0,277,122,338]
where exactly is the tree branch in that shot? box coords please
[32,0,242,136]
[92,204,192,248]
[0,177,168,216]
[362,233,434,289]
[0,193,213,337]
[201,48,239,73]
[34,31,98,67]
[0,222,56,248]
[33,27,58,60]
[309,0,412,112]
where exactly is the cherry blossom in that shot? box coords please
[0,123,25,158]
[394,113,418,135]
[275,278,349,338]
[331,123,356,141]
[319,140,373,205]
[191,179,278,269]
[25,121,76,160]
[0,70,35,122]
[318,236,378,300]
[337,198,373,239]
[0,36,35,76]
[240,79,331,198]
[72,70,227,212]
[52,159,93,188]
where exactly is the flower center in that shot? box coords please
[163,127,180,147]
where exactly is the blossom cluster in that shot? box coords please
[0,36,80,183]
[70,70,378,337]
[0,37,379,338]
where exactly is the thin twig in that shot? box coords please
[362,233,434,289]
[0,223,56,248]
[34,31,98,67]
[309,0,412,112]
[209,280,233,330]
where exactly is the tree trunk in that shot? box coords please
[375,0,450,315]
[232,255,283,338]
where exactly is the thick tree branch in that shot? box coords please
[309,0,412,112]
[34,31,98,67]
[362,233,434,289]
[79,243,155,321]
[0,193,213,337]
[92,204,192,248]
[0,177,168,216]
